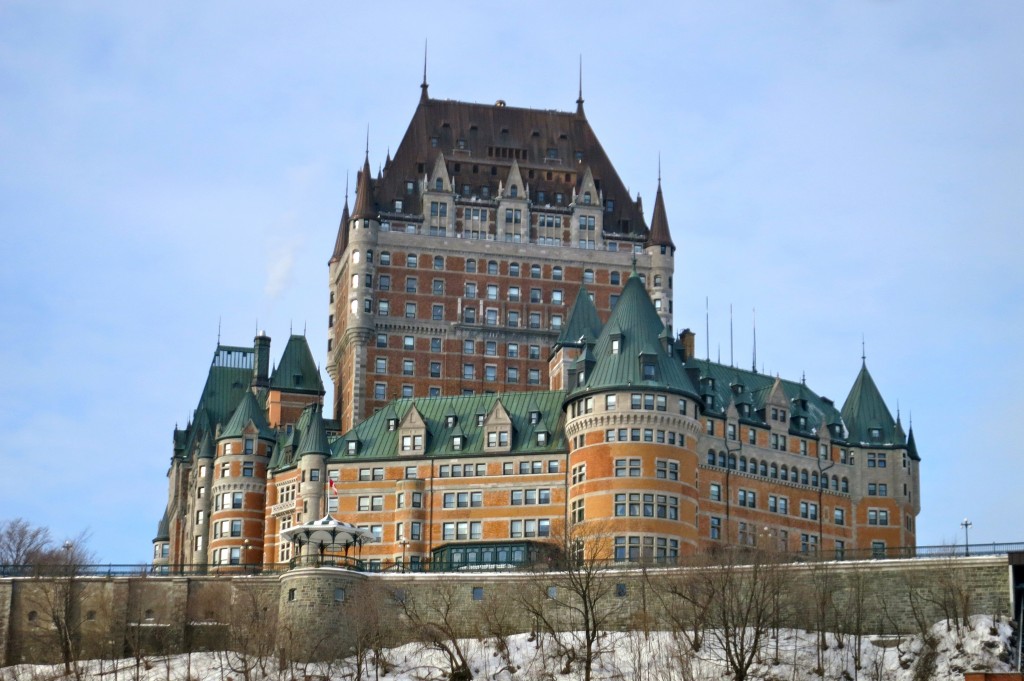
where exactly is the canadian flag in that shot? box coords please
[328,478,338,496]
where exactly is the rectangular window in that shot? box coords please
[709,484,721,502]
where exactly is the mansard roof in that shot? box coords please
[841,361,902,446]
[366,95,649,239]
[556,285,602,347]
[270,335,325,395]
[327,391,567,461]
[684,357,847,437]
[571,272,699,399]
[220,390,276,441]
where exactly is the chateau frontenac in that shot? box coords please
[154,80,920,571]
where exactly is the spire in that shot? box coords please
[646,166,675,250]
[907,423,920,462]
[752,308,757,373]
[557,285,603,348]
[351,151,376,222]
[421,40,429,102]
[297,404,330,457]
[576,55,585,116]
[841,360,898,445]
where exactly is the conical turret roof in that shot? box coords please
[907,426,920,462]
[153,509,170,543]
[330,195,350,263]
[351,155,376,221]
[571,273,698,399]
[297,405,330,457]
[220,390,276,441]
[556,286,602,347]
[841,361,898,445]
[270,335,325,395]
[647,180,675,250]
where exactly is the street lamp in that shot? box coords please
[961,518,972,557]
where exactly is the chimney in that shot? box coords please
[678,329,696,363]
[253,331,271,388]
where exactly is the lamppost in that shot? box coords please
[961,518,972,557]
[401,540,409,572]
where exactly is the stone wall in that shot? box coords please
[0,555,1013,666]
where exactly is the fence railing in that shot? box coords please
[3,541,1022,578]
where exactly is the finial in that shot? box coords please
[657,152,662,185]
[345,171,349,203]
[365,126,370,159]
[217,316,221,345]
[861,334,866,363]
[576,55,584,114]
[802,371,806,386]
[705,296,710,361]
[422,39,428,88]
[729,303,734,367]
[289,319,293,334]
[752,308,758,373]
[303,321,307,336]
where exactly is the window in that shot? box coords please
[232,492,243,509]
[472,587,484,601]
[552,266,562,280]
[710,517,721,540]
[868,509,889,526]
[834,508,845,525]
[800,501,818,520]
[406,254,418,268]
[375,357,386,373]
[738,489,756,508]
[709,484,721,502]
[614,458,641,477]
[402,359,414,375]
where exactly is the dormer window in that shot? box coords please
[476,414,485,427]
[537,431,548,445]
[530,411,541,425]
[611,339,621,354]
[583,192,592,205]
[869,428,881,440]
[510,185,518,198]
[347,440,359,455]
[641,360,657,381]
[435,178,443,191]
[452,435,463,450]
[388,418,398,431]
[446,415,457,427]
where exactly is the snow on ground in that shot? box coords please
[1,615,1015,681]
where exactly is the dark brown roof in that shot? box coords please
[368,96,650,239]
[647,181,675,250]
[329,196,349,264]
[351,154,376,221]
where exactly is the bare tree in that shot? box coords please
[394,581,475,681]
[341,581,391,681]
[222,582,280,681]
[697,547,784,681]
[519,521,619,681]
[0,518,52,568]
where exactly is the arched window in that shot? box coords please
[707,450,716,466]
[800,470,809,485]
[487,260,498,275]
[583,269,595,284]
[610,272,621,285]
[552,266,563,281]
[811,472,819,487]
[760,461,768,476]
[583,191,591,204]
[510,185,518,197]
[466,259,477,273]
[728,455,737,470]
[738,456,747,473]
[821,475,828,489]
[831,476,839,491]
[352,250,361,264]
[841,477,849,493]
[770,463,778,478]
[406,253,418,268]
[748,457,757,474]
[434,255,444,270]
[718,452,726,467]
[780,465,788,481]
[435,178,443,191]
[380,251,391,265]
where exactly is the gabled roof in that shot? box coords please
[325,391,566,461]
[571,272,698,399]
[270,335,324,395]
[220,390,276,441]
[556,286,603,347]
[368,95,649,239]
[297,405,330,457]
[841,361,901,446]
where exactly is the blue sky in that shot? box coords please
[1,2,1021,563]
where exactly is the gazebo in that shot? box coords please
[281,515,377,569]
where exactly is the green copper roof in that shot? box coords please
[572,273,698,400]
[297,406,330,457]
[556,286,602,347]
[220,390,276,441]
[197,432,215,460]
[684,358,845,435]
[153,509,170,542]
[326,391,567,461]
[270,335,325,395]
[907,427,920,462]
[841,361,901,445]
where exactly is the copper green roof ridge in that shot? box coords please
[270,335,325,395]
[841,361,899,445]
[220,390,276,441]
[328,390,567,460]
[557,285,603,346]
[297,406,330,457]
[572,274,698,400]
